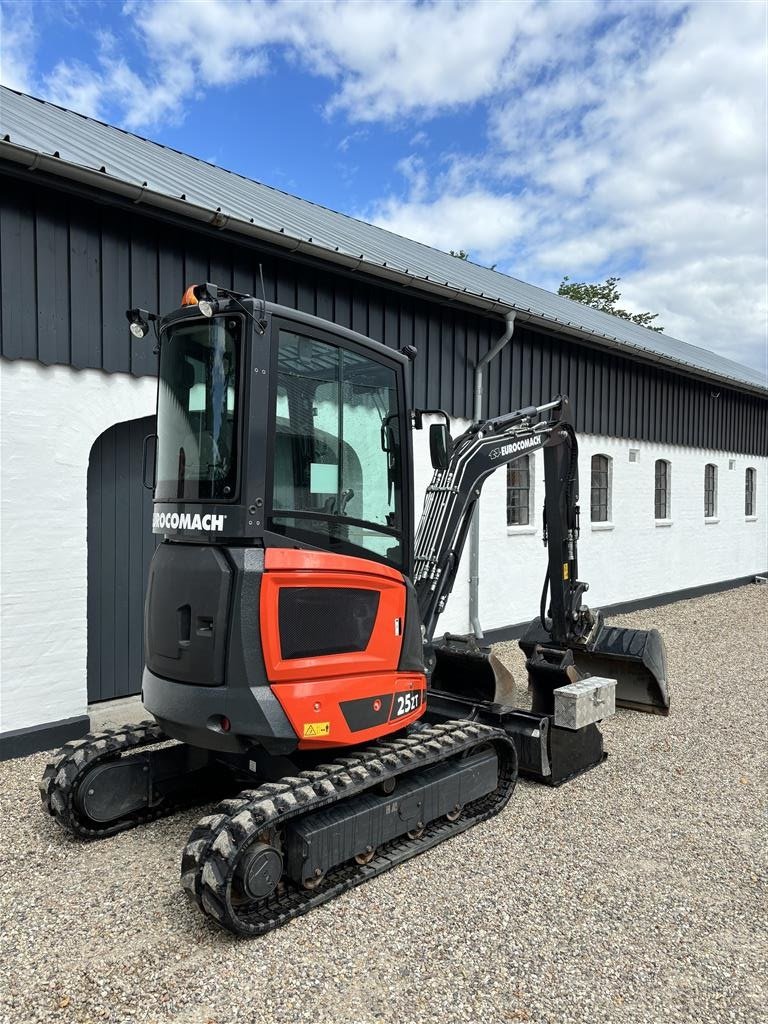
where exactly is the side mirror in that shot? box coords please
[429,423,452,471]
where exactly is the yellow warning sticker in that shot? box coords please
[563,563,569,580]
[303,722,330,738]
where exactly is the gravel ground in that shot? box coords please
[1,585,766,1024]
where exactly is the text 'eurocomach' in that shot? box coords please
[152,512,227,532]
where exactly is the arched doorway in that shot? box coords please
[87,415,158,703]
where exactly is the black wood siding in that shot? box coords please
[1,174,766,456]
[87,415,158,702]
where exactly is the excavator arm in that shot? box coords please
[413,395,592,645]
[412,395,669,717]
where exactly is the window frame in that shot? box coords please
[263,316,413,571]
[590,453,612,524]
[506,453,534,528]
[154,314,244,504]
[745,467,756,517]
[654,459,671,520]
[704,463,718,518]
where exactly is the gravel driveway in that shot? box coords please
[1,586,766,1024]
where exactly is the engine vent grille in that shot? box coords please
[278,587,380,660]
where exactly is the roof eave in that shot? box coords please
[2,139,766,398]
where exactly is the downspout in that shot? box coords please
[468,310,517,639]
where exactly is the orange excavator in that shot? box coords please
[41,285,668,936]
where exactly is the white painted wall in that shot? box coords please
[0,359,156,734]
[411,418,768,636]
[0,360,765,736]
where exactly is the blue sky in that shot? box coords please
[1,0,766,375]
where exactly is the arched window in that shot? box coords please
[745,467,756,517]
[654,459,671,519]
[704,464,718,518]
[507,454,532,526]
[590,454,611,522]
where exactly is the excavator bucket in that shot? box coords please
[430,635,516,706]
[518,618,670,715]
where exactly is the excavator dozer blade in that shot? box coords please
[519,619,670,716]
[430,635,516,706]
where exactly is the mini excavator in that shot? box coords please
[41,286,669,936]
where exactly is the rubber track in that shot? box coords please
[181,720,517,936]
[39,720,174,839]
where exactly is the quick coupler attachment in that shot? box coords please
[519,617,670,716]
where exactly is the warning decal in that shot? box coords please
[303,722,331,738]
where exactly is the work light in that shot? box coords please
[193,283,220,317]
[126,308,151,338]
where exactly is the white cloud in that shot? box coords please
[374,189,530,265]
[366,2,768,374]
[10,0,600,131]
[0,4,36,92]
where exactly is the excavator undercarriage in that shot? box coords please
[41,288,669,936]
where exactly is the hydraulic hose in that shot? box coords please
[539,568,552,633]
[539,423,578,635]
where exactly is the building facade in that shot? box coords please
[1,88,766,756]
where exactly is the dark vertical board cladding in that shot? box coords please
[584,359,595,433]
[540,344,552,407]
[567,350,579,424]
[69,213,102,368]
[209,250,232,292]
[36,204,71,365]
[184,249,209,294]
[158,242,185,317]
[113,421,131,696]
[352,291,368,336]
[531,344,543,409]
[232,252,255,296]
[101,221,131,373]
[87,414,158,703]
[316,274,334,324]
[411,310,427,409]
[97,424,117,700]
[130,232,158,376]
[383,301,399,351]
[86,435,102,702]
[549,344,560,406]
[520,339,533,412]
[1,177,766,454]
[453,319,466,417]
[602,358,612,437]
[511,336,523,412]
[0,199,37,358]
[127,419,146,695]
[334,281,351,330]
[622,363,631,439]
[593,357,602,433]
[426,313,441,408]
[297,276,314,317]
[368,295,384,346]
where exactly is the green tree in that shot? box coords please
[558,276,663,332]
